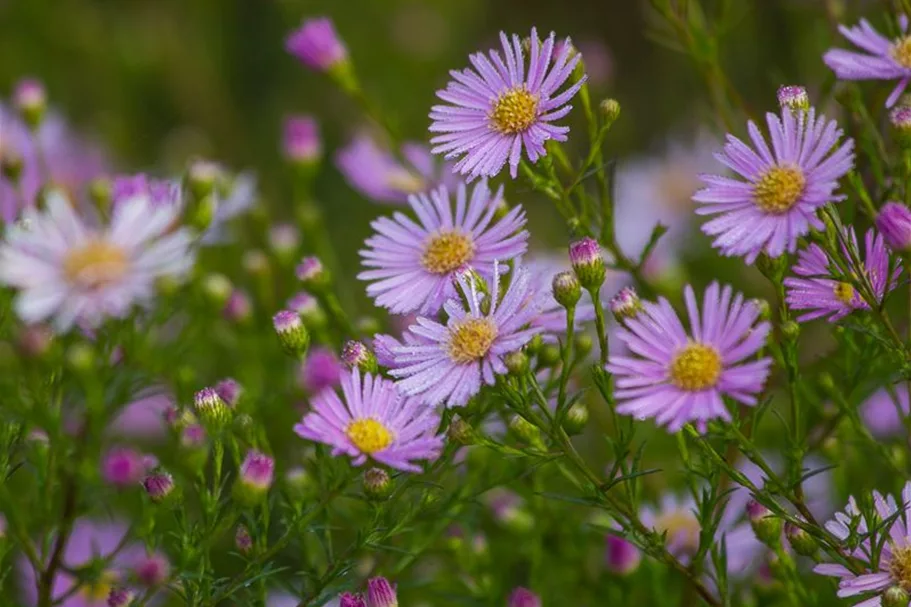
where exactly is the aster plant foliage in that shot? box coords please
[8,4,911,607]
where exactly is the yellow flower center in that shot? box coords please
[833,281,855,304]
[346,418,393,454]
[448,318,498,364]
[654,510,701,554]
[490,87,539,134]
[80,570,118,602]
[63,239,129,290]
[669,343,722,391]
[890,544,911,591]
[421,230,475,275]
[753,165,806,214]
[386,169,426,195]
[892,37,911,69]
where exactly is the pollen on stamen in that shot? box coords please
[669,343,722,391]
[421,231,475,275]
[490,87,539,134]
[753,165,806,214]
[346,418,393,454]
[892,37,911,69]
[833,281,855,304]
[448,318,498,364]
[63,240,129,290]
[890,545,911,591]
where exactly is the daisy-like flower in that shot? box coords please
[694,108,854,264]
[294,369,444,473]
[784,227,900,323]
[0,191,194,331]
[359,181,528,315]
[429,28,586,180]
[814,481,911,605]
[336,134,457,204]
[607,283,772,432]
[824,16,911,107]
[0,105,107,221]
[390,261,542,407]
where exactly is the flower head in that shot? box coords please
[366,577,398,607]
[784,227,899,323]
[215,378,243,408]
[569,237,606,289]
[507,587,540,607]
[0,192,194,331]
[336,135,457,204]
[13,78,46,119]
[609,286,642,322]
[142,472,175,504]
[429,28,586,180]
[524,257,595,343]
[194,387,232,429]
[285,17,347,72]
[608,283,772,432]
[390,261,542,407]
[106,587,134,607]
[359,181,528,315]
[283,115,321,163]
[824,16,911,107]
[777,85,810,112]
[877,202,911,252]
[273,310,311,357]
[294,369,444,472]
[814,482,911,605]
[101,447,147,488]
[694,108,854,263]
[299,347,342,393]
[234,450,275,505]
[605,534,641,575]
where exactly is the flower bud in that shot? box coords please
[508,587,541,607]
[342,340,379,374]
[552,271,582,309]
[142,472,176,504]
[285,467,317,502]
[273,310,311,358]
[884,586,910,607]
[283,115,322,164]
[605,534,641,575]
[186,159,222,200]
[288,292,327,329]
[339,594,367,607]
[504,350,529,376]
[13,78,46,129]
[133,553,170,586]
[285,17,348,72]
[525,334,543,356]
[777,85,809,113]
[569,237,606,290]
[296,256,330,291]
[747,499,782,547]
[562,402,589,435]
[269,223,301,262]
[102,447,147,488]
[366,577,398,607]
[781,320,800,340]
[509,415,541,446]
[891,105,911,148]
[106,587,135,607]
[215,378,243,408]
[233,450,275,506]
[223,290,253,323]
[575,333,593,356]
[448,416,476,445]
[363,467,393,502]
[243,249,270,276]
[876,202,911,253]
[202,273,233,309]
[599,99,621,125]
[784,522,816,556]
[609,287,642,322]
[193,387,232,430]
[66,343,95,373]
[538,344,561,367]
[235,524,253,555]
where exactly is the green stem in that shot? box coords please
[588,287,608,365]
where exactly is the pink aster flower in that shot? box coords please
[861,383,910,437]
[0,106,107,222]
[607,283,772,432]
[429,28,587,180]
[390,261,542,407]
[299,347,342,393]
[784,227,900,323]
[694,108,854,263]
[294,369,444,473]
[18,519,148,607]
[0,191,194,331]
[814,482,911,605]
[358,181,528,315]
[824,16,911,107]
[336,134,458,204]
